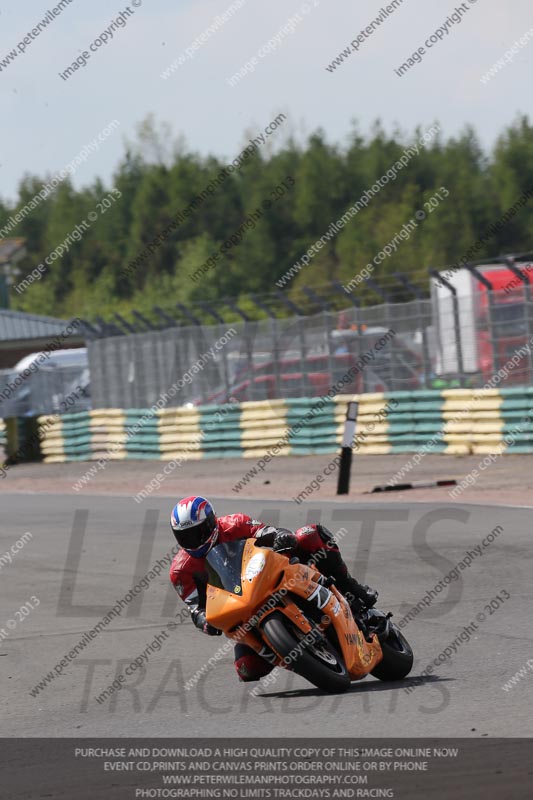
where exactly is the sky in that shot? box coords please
[0,0,532,203]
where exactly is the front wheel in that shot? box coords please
[371,622,413,681]
[261,612,350,693]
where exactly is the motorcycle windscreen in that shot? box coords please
[206,539,246,595]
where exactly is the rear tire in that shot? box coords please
[261,612,350,693]
[371,623,413,681]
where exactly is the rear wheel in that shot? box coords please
[371,622,413,681]
[261,612,350,693]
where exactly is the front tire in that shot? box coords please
[371,622,413,681]
[261,612,350,693]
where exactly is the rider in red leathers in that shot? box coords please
[169,496,378,682]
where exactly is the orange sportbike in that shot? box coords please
[206,538,413,693]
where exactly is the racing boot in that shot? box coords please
[318,548,378,613]
[294,524,378,616]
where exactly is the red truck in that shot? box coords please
[431,261,533,384]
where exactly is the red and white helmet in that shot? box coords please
[170,496,218,557]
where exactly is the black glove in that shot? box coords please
[254,526,280,547]
[272,531,298,555]
[255,526,296,550]
[191,607,222,636]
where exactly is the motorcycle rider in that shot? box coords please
[169,495,378,682]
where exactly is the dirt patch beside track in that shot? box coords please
[1,452,532,507]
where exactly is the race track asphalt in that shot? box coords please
[2,493,532,742]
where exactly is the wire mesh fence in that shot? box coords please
[2,286,532,417]
[0,364,90,418]
[86,290,533,410]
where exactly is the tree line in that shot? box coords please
[2,114,533,323]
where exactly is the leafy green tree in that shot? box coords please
[2,114,532,322]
